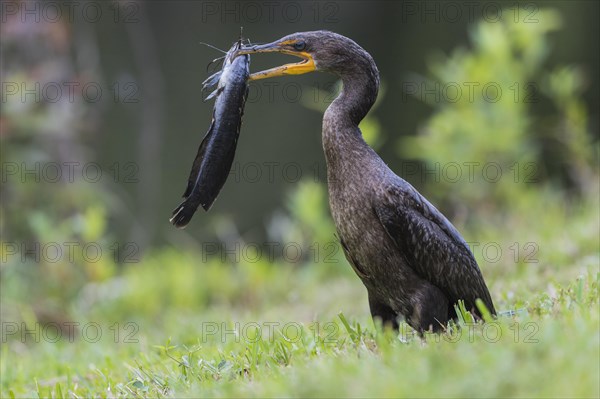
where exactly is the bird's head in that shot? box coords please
[235,31,375,81]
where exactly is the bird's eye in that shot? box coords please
[293,41,306,51]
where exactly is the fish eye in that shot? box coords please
[293,41,306,51]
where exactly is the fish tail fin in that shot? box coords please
[170,200,198,229]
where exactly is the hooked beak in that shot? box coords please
[236,41,316,81]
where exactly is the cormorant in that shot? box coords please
[236,31,495,332]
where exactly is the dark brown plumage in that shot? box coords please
[237,31,495,332]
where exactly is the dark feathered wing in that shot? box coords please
[374,184,496,317]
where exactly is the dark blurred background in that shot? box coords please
[3,0,597,250]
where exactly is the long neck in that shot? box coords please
[322,55,380,172]
[332,71,379,126]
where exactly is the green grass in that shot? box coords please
[2,248,598,398]
[2,184,599,398]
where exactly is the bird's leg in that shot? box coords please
[408,284,449,334]
[368,294,400,331]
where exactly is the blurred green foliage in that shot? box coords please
[400,9,597,211]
